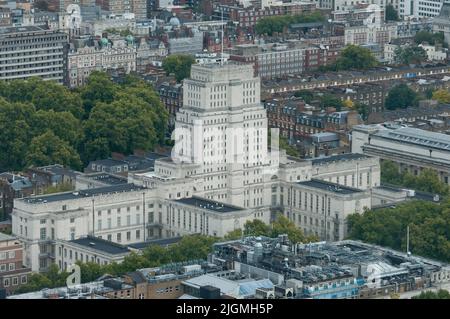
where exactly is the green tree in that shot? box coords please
[381,160,449,195]
[162,54,196,82]
[31,81,84,118]
[335,45,378,71]
[348,199,450,262]
[354,102,369,121]
[394,45,427,65]
[0,99,35,171]
[255,12,325,36]
[279,136,300,158]
[432,89,450,103]
[414,31,446,46]
[385,5,399,21]
[83,95,159,160]
[244,219,271,237]
[31,110,83,148]
[224,229,243,240]
[271,214,318,243]
[25,131,82,169]
[43,182,74,194]
[294,90,314,103]
[80,71,117,114]
[385,84,419,110]
[412,289,450,299]
[319,94,344,111]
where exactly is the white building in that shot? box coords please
[418,43,448,61]
[344,23,397,48]
[68,42,136,88]
[352,124,450,185]
[399,0,444,19]
[13,62,377,272]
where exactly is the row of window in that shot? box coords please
[0,263,16,272]
[0,251,15,260]
[3,275,27,287]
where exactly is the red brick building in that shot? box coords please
[0,234,31,297]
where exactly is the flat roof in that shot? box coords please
[174,197,244,213]
[69,236,130,255]
[375,127,450,151]
[127,237,183,250]
[311,153,371,165]
[297,179,363,194]
[22,184,145,204]
[0,233,15,241]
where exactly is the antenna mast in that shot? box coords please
[406,225,410,255]
[221,9,224,66]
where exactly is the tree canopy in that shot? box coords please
[334,45,379,71]
[242,215,319,244]
[412,289,450,299]
[432,89,450,104]
[0,73,168,172]
[414,31,446,46]
[385,4,399,21]
[384,83,420,110]
[381,160,449,195]
[255,12,325,36]
[162,54,196,82]
[394,45,427,65]
[348,199,450,262]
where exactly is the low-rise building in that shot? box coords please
[352,124,450,185]
[68,42,136,88]
[0,234,31,297]
[418,43,448,62]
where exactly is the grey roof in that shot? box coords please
[89,159,127,167]
[311,153,370,165]
[0,25,48,35]
[0,233,15,242]
[82,173,128,185]
[69,236,130,255]
[174,197,244,213]
[22,184,144,204]
[0,173,32,191]
[126,271,147,284]
[127,236,183,250]
[375,127,450,151]
[297,179,363,194]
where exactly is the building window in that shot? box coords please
[70,218,75,223]
[136,230,140,240]
[40,228,47,240]
[117,233,121,242]
[3,278,10,287]
[126,231,131,241]
[21,275,27,284]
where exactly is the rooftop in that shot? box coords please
[297,179,363,194]
[68,236,130,255]
[127,236,183,250]
[311,153,371,165]
[374,127,450,151]
[174,197,244,213]
[0,232,15,242]
[80,173,128,186]
[22,184,145,204]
